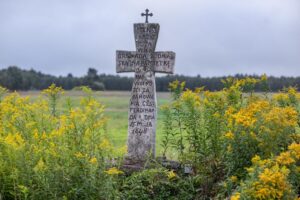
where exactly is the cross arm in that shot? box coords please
[153,51,175,74]
[116,51,136,73]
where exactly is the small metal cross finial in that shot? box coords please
[141,9,153,23]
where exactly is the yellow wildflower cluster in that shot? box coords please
[89,157,98,164]
[221,76,262,93]
[0,88,122,199]
[99,138,112,150]
[223,90,299,158]
[273,86,300,107]
[254,165,291,199]
[261,74,268,82]
[4,133,25,148]
[232,142,300,199]
[249,155,272,169]
[230,176,238,183]
[274,93,289,104]
[233,100,269,127]
[104,167,124,175]
[181,89,201,107]
[42,83,64,97]
[224,131,234,140]
[203,91,224,110]
[167,170,176,179]
[237,77,259,87]
[169,80,185,91]
[263,106,298,127]
[288,143,300,159]
[230,192,240,200]
[74,152,86,158]
[233,110,256,127]
[275,143,300,166]
[276,152,295,165]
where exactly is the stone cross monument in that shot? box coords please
[116,9,175,166]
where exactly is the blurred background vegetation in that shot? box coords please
[1,66,300,91]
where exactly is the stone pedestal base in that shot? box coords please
[121,157,147,174]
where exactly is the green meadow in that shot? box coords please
[19,90,171,155]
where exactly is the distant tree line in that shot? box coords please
[0,66,299,91]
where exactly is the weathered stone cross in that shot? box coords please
[116,10,175,165]
[141,9,153,23]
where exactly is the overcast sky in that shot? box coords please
[0,0,299,77]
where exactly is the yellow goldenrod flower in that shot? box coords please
[264,107,297,127]
[246,167,254,173]
[168,80,180,91]
[42,83,64,96]
[89,157,97,164]
[230,192,240,200]
[99,138,112,150]
[288,143,300,159]
[104,167,124,175]
[254,165,290,199]
[74,152,85,158]
[33,129,39,139]
[261,73,267,81]
[276,152,295,165]
[181,90,201,107]
[4,134,15,146]
[233,100,270,127]
[287,87,297,96]
[230,176,238,183]
[41,132,47,140]
[4,133,25,148]
[167,170,176,179]
[224,131,234,140]
[251,155,261,164]
[15,133,24,145]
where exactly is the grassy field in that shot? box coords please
[19,90,171,155]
